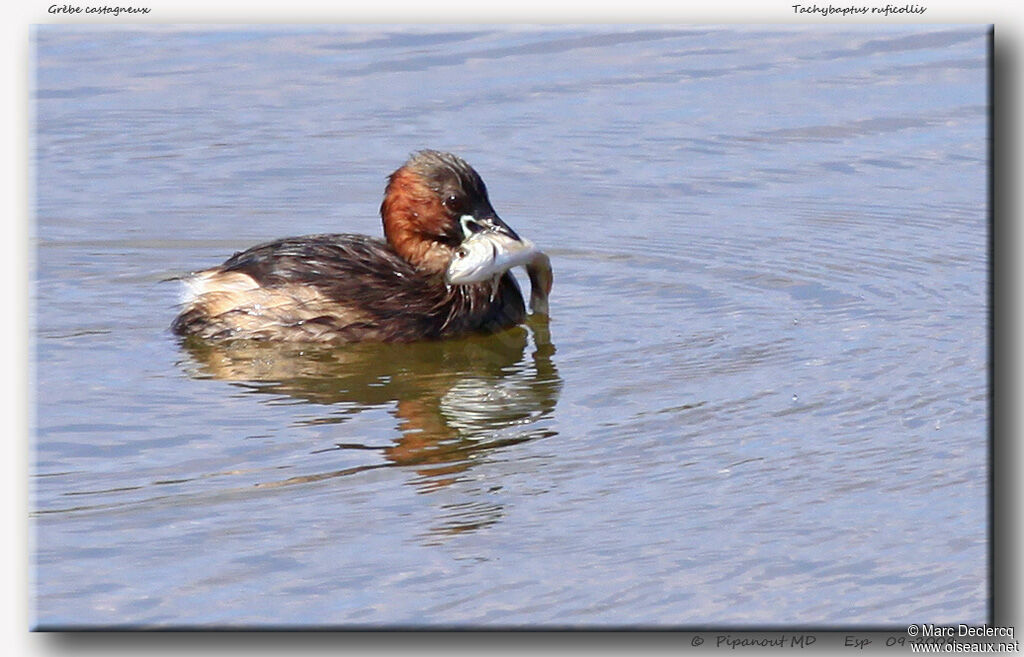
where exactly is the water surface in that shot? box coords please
[32,25,989,627]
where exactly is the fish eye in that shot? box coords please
[455,247,468,259]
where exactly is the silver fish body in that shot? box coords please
[446,230,552,316]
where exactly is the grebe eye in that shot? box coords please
[445,194,459,207]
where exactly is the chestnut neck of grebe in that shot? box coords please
[379,150,519,276]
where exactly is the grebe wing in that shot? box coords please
[220,234,417,284]
[215,233,443,306]
[176,234,524,342]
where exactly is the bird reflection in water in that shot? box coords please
[177,317,560,534]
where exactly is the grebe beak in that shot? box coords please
[459,214,522,242]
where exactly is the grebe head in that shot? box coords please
[380,150,521,274]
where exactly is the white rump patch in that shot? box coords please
[179,270,259,305]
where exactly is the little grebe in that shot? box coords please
[172,150,551,342]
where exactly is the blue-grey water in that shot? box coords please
[32,25,989,627]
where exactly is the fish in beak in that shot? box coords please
[446,228,552,316]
